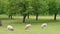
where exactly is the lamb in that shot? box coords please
[41,23,47,29]
[25,24,31,30]
[7,25,14,31]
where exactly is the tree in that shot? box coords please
[32,0,48,21]
[48,0,59,21]
[31,0,40,21]
[20,0,32,23]
[0,0,5,14]
[6,0,19,19]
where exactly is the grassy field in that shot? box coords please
[0,15,60,34]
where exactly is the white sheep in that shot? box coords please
[7,25,14,31]
[25,24,31,30]
[41,23,47,29]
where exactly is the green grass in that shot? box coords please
[0,15,60,34]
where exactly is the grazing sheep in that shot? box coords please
[25,24,31,30]
[41,23,47,29]
[7,25,14,31]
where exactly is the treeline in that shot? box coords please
[0,0,60,23]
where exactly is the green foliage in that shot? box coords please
[0,0,60,15]
[48,0,60,15]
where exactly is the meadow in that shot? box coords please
[0,15,60,34]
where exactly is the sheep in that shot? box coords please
[41,23,47,29]
[25,24,31,30]
[7,25,14,31]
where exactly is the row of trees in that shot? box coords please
[0,0,60,23]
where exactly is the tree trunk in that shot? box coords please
[22,3,27,23]
[0,20,2,26]
[54,13,57,21]
[36,13,38,21]
[27,13,29,19]
[23,14,27,23]
[8,14,12,19]
[8,15,10,19]
[11,15,12,19]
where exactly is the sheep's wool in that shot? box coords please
[7,25,14,31]
[25,24,31,30]
[41,23,47,29]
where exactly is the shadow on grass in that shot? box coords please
[0,18,22,20]
[0,18,60,24]
[25,19,60,24]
